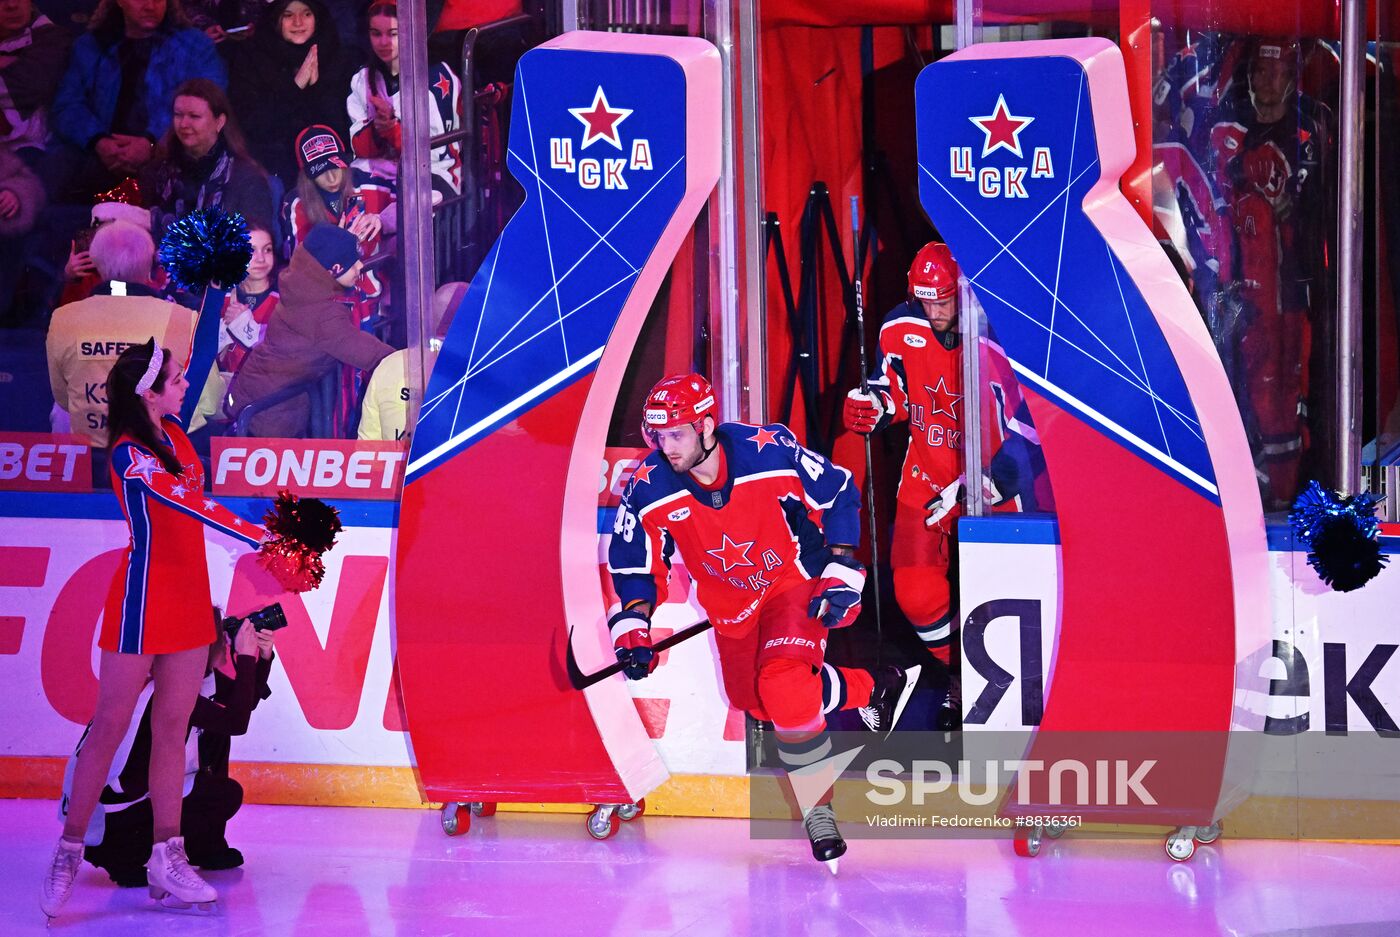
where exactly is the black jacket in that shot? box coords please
[229,0,361,187]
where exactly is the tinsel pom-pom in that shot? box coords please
[264,490,343,553]
[158,207,253,292]
[257,537,328,594]
[1289,480,1389,592]
[256,491,344,593]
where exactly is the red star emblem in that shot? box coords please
[706,533,756,573]
[568,86,632,151]
[749,426,779,452]
[630,462,655,486]
[432,73,452,100]
[971,94,1034,158]
[925,376,962,421]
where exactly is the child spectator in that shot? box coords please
[347,1,461,201]
[230,0,358,188]
[228,223,391,437]
[49,0,226,201]
[285,123,392,321]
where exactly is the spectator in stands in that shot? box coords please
[72,613,279,886]
[187,221,279,433]
[217,222,279,375]
[46,219,193,447]
[181,0,258,47]
[347,1,461,202]
[286,123,392,321]
[228,222,391,437]
[358,279,464,444]
[49,0,226,202]
[142,78,275,244]
[231,0,358,188]
[58,196,151,306]
[0,0,72,161]
[0,142,47,320]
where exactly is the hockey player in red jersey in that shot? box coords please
[843,242,1044,728]
[1210,39,1332,509]
[608,374,919,873]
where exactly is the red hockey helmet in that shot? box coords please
[641,373,717,439]
[908,242,960,302]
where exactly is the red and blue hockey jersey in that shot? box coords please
[101,417,264,655]
[607,422,859,634]
[869,300,1051,512]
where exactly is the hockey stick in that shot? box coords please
[849,197,885,663]
[565,620,714,690]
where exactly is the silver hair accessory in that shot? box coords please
[134,344,165,395]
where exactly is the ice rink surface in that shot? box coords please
[5,798,1400,936]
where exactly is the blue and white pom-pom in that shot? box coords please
[158,207,252,292]
[1289,480,1388,592]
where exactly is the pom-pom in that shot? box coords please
[257,536,327,594]
[1289,481,1389,592]
[158,207,253,292]
[256,491,343,593]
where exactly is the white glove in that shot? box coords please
[982,473,1005,506]
[925,476,964,528]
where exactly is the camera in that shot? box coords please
[217,603,289,640]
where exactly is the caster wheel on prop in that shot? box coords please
[1044,820,1067,840]
[617,799,646,822]
[470,802,497,818]
[1194,821,1222,845]
[1013,826,1042,858]
[586,806,621,841]
[1165,829,1196,862]
[441,802,470,837]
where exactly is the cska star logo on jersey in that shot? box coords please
[925,376,962,420]
[707,533,756,573]
[749,426,780,452]
[949,94,1055,200]
[550,86,653,192]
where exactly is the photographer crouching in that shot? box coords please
[61,604,286,887]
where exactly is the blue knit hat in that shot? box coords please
[302,223,360,278]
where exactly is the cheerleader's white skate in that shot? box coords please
[146,836,217,910]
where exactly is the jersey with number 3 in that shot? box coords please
[607,422,859,635]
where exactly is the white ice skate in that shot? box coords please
[146,836,217,910]
[40,837,83,921]
[802,804,847,876]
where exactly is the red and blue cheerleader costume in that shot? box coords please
[101,417,263,655]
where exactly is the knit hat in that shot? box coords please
[303,223,360,277]
[295,124,351,179]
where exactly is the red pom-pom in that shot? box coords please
[257,490,342,592]
[257,537,327,593]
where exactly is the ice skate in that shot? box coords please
[936,672,961,732]
[146,836,217,910]
[40,837,83,921]
[803,804,847,875]
[858,664,922,736]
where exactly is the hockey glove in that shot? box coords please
[807,555,866,629]
[925,476,964,529]
[610,607,657,680]
[842,388,884,435]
